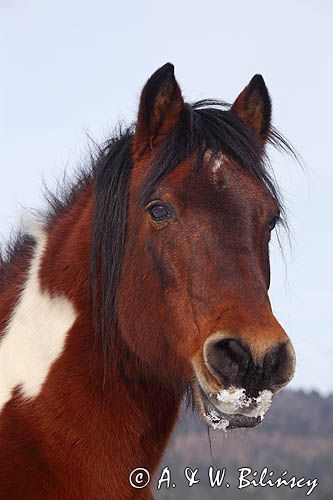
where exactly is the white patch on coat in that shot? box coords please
[0,229,77,413]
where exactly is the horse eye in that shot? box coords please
[147,203,172,222]
[268,216,279,231]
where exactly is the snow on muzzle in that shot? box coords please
[192,329,295,431]
[199,385,273,431]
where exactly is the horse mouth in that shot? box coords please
[198,387,261,430]
[195,385,272,431]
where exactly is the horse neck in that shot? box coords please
[24,184,181,474]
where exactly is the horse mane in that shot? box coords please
[0,232,35,296]
[0,100,297,362]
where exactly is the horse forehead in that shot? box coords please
[159,153,271,205]
[208,154,258,189]
[157,153,227,186]
[206,154,279,215]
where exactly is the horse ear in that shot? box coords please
[231,75,272,141]
[135,63,184,150]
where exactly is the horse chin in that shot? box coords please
[196,385,262,431]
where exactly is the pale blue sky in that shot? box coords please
[1,1,332,393]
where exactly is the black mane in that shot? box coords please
[1,100,297,360]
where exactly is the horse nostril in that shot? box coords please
[263,342,295,389]
[205,338,251,387]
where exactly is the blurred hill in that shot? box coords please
[155,390,333,500]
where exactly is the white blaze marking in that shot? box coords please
[0,229,77,413]
[211,154,227,173]
[208,153,228,184]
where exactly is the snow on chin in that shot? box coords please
[216,387,273,420]
[203,388,273,432]
[205,410,229,432]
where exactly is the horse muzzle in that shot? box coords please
[192,331,296,431]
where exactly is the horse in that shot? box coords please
[0,63,296,499]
